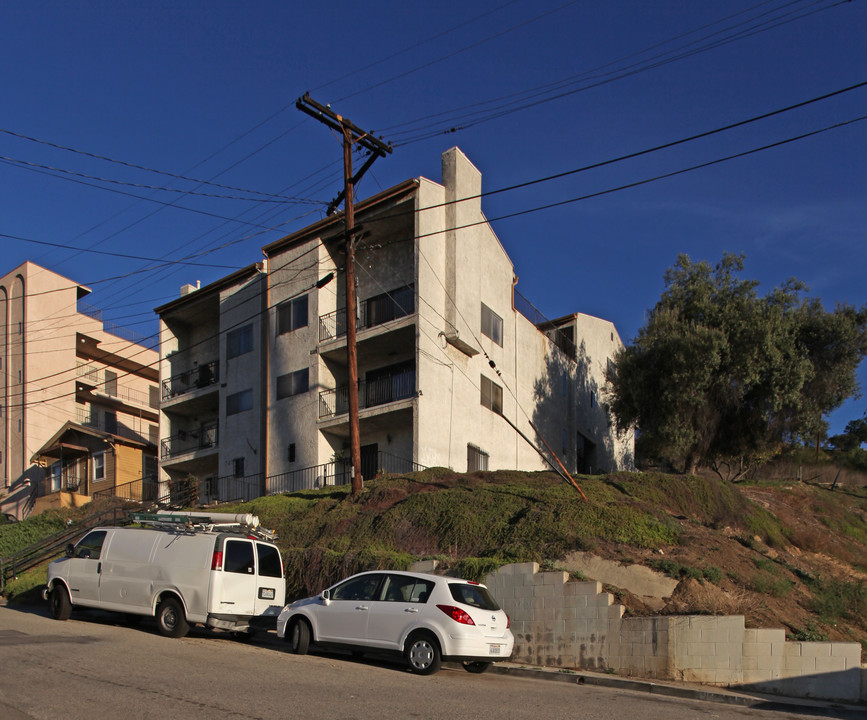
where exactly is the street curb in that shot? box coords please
[490,663,865,713]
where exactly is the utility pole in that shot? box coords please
[296,93,392,495]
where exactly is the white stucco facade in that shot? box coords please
[156,148,634,499]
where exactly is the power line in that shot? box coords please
[387,0,848,145]
[0,127,323,203]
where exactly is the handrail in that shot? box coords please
[0,505,131,592]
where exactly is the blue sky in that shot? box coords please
[2,0,865,437]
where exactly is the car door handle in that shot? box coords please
[404,608,419,613]
[355,605,369,611]
[97,562,102,574]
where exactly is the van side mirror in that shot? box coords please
[320,589,331,605]
[66,544,75,558]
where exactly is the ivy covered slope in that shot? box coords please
[225,468,866,649]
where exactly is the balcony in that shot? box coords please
[160,422,219,460]
[77,364,159,409]
[76,407,158,445]
[319,285,415,342]
[319,368,416,419]
[162,360,219,401]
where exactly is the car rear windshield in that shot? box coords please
[448,582,500,611]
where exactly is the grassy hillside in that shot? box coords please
[3,468,864,651]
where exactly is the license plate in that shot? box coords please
[258,587,275,600]
[489,644,502,655]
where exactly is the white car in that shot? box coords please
[276,570,513,675]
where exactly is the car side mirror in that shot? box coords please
[320,589,331,605]
[66,543,75,558]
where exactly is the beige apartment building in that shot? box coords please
[156,148,634,502]
[0,262,159,518]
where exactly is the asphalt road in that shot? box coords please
[0,603,855,720]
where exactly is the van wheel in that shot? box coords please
[405,632,441,675]
[49,585,71,621]
[462,661,491,674]
[156,598,189,638]
[287,619,310,655]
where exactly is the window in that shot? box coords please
[480,375,503,415]
[0,404,3,418]
[288,443,296,462]
[224,540,254,574]
[379,574,434,603]
[49,463,61,493]
[74,530,107,560]
[448,582,501,611]
[227,324,253,359]
[233,457,245,478]
[277,294,308,335]
[276,369,309,400]
[227,389,253,415]
[257,544,283,578]
[104,370,117,397]
[365,285,414,327]
[467,444,489,472]
[18,369,22,384]
[105,411,117,435]
[332,574,382,601]
[481,303,503,346]
[93,453,105,482]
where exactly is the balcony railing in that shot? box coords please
[76,407,158,444]
[319,285,415,342]
[162,360,219,400]
[77,363,159,408]
[319,369,416,419]
[160,422,219,460]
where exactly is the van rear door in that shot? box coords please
[253,542,285,614]
[214,538,257,616]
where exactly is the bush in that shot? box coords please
[810,579,866,622]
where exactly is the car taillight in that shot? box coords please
[436,604,475,625]
[506,613,511,629]
[211,551,223,571]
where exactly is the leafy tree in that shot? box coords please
[605,254,867,481]
[828,411,867,451]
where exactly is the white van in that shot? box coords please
[43,512,285,638]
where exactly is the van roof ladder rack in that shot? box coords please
[129,511,277,541]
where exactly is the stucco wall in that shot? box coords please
[486,562,864,703]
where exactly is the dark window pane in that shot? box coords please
[224,540,255,574]
[257,544,283,578]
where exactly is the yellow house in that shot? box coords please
[30,421,157,514]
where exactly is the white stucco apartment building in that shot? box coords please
[156,148,634,500]
[0,262,160,518]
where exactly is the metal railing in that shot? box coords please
[318,286,415,342]
[514,289,577,360]
[194,451,426,502]
[319,369,416,419]
[160,422,219,460]
[162,360,219,400]
[0,504,131,592]
[77,363,159,408]
[91,476,159,503]
[75,407,157,444]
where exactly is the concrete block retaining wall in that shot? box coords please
[485,562,865,704]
